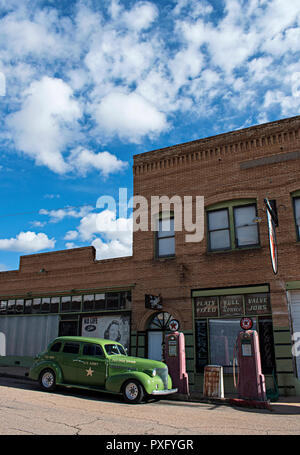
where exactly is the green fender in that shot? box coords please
[29,360,63,384]
[105,371,164,395]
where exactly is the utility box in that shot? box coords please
[203,365,224,399]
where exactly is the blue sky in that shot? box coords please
[0,0,300,271]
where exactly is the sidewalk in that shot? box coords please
[1,365,300,412]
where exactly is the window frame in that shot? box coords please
[206,200,260,252]
[233,203,260,249]
[155,214,176,259]
[207,207,231,252]
[293,196,300,241]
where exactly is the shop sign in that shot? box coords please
[195,296,218,317]
[245,293,271,315]
[219,295,243,317]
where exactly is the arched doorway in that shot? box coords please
[147,311,175,361]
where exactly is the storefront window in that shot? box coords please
[209,318,257,373]
[71,295,82,312]
[32,298,41,313]
[61,296,71,312]
[94,293,105,310]
[24,299,32,314]
[83,294,94,311]
[15,299,24,313]
[0,300,7,313]
[106,293,119,310]
[194,290,276,375]
[50,297,60,313]
[7,299,16,313]
[41,297,50,313]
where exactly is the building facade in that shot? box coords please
[1,115,300,397]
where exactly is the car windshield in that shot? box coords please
[105,344,126,356]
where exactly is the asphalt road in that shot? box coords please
[0,376,300,436]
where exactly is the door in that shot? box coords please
[289,291,300,378]
[73,342,107,387]
[146,311,175,361]
[60,341,81,383]
[148,331,163,361]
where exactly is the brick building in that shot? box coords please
[1,114,300,397]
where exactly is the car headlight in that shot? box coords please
[145,369,157,377]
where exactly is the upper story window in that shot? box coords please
[156,215,175,258]
[207,201,260,252]
[293,197,300,240]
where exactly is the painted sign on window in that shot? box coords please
[195,296,219,318]
[245,293,271,315]
[219,295,243,317]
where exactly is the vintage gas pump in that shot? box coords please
[233,320,266,401]
[164,320,189,395]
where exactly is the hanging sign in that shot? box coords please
[264,198,278,275]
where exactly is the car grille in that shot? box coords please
[156,367,168,389]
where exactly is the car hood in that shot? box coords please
[108,355,167,370]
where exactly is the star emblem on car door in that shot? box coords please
[86,367,94,377]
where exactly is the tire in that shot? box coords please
[39,368,56,392]
[122,380,144,404]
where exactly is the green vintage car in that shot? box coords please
[29,336,177,404]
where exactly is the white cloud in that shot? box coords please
[30,221,46,228]
[64,230,79,241]
[0,263,7,271]
[65,242,77,249]
[0,231,55,253]
[92,237,132,260]
[7,76,81,174]
[76,209,133,260]
[122,2,158,31]
[68,147,127,177]
[40,205,94,223]
[2,0,300,166]
[93,91,168,142]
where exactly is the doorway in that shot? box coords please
[147,312,175,361]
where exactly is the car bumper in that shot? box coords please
[151,388,178,396]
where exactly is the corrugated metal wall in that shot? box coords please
[0,315,59,357]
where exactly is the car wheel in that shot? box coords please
[39,369,56,392]
[122,380,144,404]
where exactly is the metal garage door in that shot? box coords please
[289,291,300,378]
[0,314,59,357]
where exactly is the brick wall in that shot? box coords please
[132,115,300,331]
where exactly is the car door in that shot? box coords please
[59,341,81,384]
[72,342,107,388]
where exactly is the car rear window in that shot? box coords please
[62,342,80,354]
